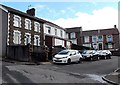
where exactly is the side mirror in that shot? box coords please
[70,54,72,56]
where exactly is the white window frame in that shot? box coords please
[13,15,21,27]
[70,32,75,39]
[25,33,31,45]
[106,35,113,42]
[55,28,57,35]
[34,22,40,32]
[60,30,63,37]
[13,30,21,44]
[92,36,97,43]
[98,35,103,42]
[25,18,31,30]
[84,36,89,43]
[108,43,113,49]
[71,39,77,44]
[34,35,40,46]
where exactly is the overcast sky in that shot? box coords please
[1,1,118,31]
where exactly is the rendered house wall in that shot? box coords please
[0,6,8,57]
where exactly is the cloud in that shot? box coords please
[51,7,118,31]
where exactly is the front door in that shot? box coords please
[99,43,102,50]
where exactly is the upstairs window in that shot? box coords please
[34,22,40,32]
[70,32,75,39]
[47,27,51,34]
[60,30,63,37]
[84,36,89,43]
[25,19,31,30]
[14,15,21,27]
[106,35,113,42]
[92,36,97,43]
[55,28,57,35]
[98,36,103,42]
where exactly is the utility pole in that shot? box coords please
[118,2,120,55]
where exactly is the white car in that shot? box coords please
[98,50,112,59]
[53,50,83,64]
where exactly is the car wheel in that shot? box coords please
[90,57,92,61]
[67,59,71,64]
[104,56,107,59]
[98,56,100,60]
[108,55,111,59]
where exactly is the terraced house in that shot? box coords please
[0,4,119,61]
[0,4,71,61]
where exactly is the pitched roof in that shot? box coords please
[1,4,65,30]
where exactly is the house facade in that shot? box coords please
[66,26,119,51]
[66,27,82,45]
[0,4,119,59]
[0,4,71,59]
[82,26,119,50]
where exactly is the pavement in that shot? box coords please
[102,68,120,85]
[1,58,52,65]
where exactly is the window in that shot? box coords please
[107,35,112,42]
[70,32,75,39]
[14,15,21,27]
[71,39,77,44]
[25,33,31,45]
[34,22,40,32]
[55,29,57,35]
[60,30,63,37]
[13,30,21,44]
[84,36,89,43]
[98,36,103,42]
[25,19,31,30]
[34,35,40,46]
[92,36,97,43]
[47,27,51,34]
[108,43,113,49]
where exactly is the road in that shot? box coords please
[1,56,119,84]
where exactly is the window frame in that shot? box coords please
[13,15,21,28]
[70,32,75,39]
[34,22,40,32]
[13,30,21,44]
[25,33,31,45]
[25,19,31,30]
[84,36,89,43]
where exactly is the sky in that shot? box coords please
[0,1,118,31]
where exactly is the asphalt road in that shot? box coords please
[1,56,119,84]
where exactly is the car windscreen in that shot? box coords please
[58,50,69,55]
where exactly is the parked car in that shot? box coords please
[92,50,100,60]
[82,50,94,60]
[97,50,112,59]
[53,50,83,64]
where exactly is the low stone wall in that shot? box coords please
[7,45,47,62]
[111,50,120,56]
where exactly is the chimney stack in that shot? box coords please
[26,8,35,16]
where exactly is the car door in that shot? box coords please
[70,51,76,62]
[75,51,80,61]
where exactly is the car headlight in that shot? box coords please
[62,56,68,58]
